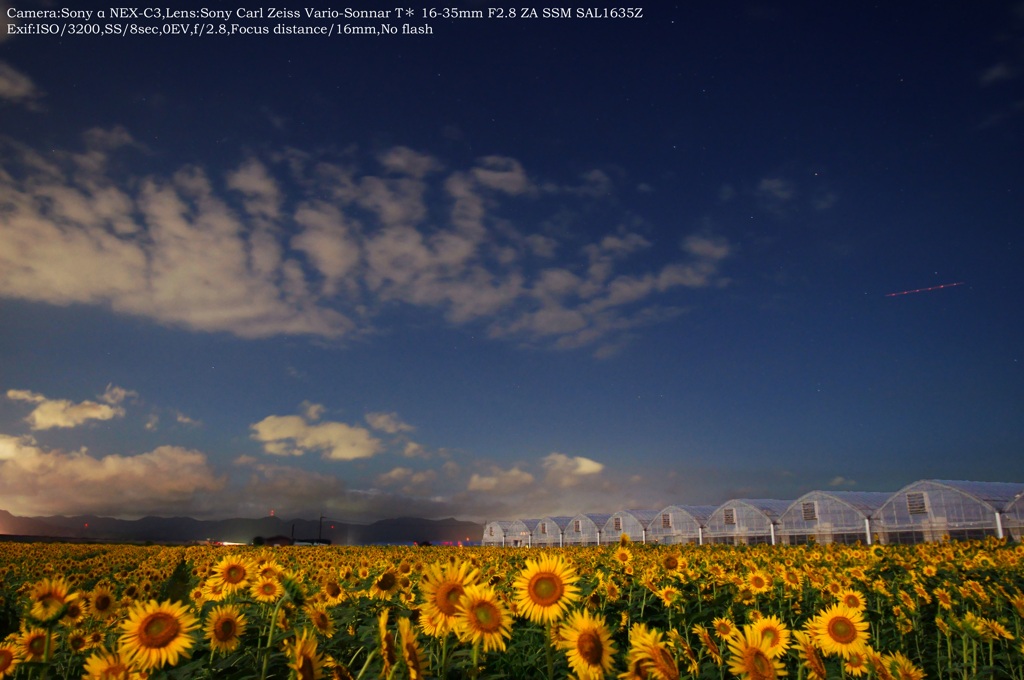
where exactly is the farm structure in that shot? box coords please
[872,479,1024,544]
[482,478,1024,547]
[776,491,891,545]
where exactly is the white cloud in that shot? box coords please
[0,434,224,518]
[375,466,437,495]
[542,452,604,488]
[467,466,534,493]
[0,127,732,354]
[250,411,382,461]
[365,411,415,434]
[980,62,1015,86]
[829,476,857,487]
[6,387,129,430]
[0,62,41,107]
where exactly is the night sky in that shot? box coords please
[1,2,1022,523]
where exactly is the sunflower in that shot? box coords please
[835,589,867,611]
[712,616,738,640]
[751,615,790,658]
[843,649,869,677]
[692,624,722,665]
[614,546,633,565]
[398,616,426,680]
[726,625,786,680]
[418,560,480,636]
[661,552,682,573]
[622,623,679,680]
[455,584,513,652]
[933,588,954,611]
[883,651,925,680]
[251,576,285,603]
[305,603,335,638]
[82,647,140,679]
[747,570,772,594]
[284,629,325,680]
[793,631,827,680]
[378,609,397,678]
[807,603,869,659]
[369,570,401,600]
[118,599,199,671]
[0,643,19,679]
[512,554,581,625]
[28,576,79,623]
[210,555,255,593]
[18,628,53,662]
[66,628,88,653]
[89,584,119,620]
[320,578,346,605]
[205,604,247,655]
[559,609,616,680]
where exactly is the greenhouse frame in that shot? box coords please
[1003,492,1024,542]
[480,478,1024,547]
[646,505,716,545]
[603,509,660,544]
[702,499,791,545]
[529,516,575,547]
[872,479,1024,544]
[776,491,891,545]
[563,513,612,546]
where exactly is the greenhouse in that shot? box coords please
[702,499,791,545]
[603,509,660,544]
[872,479,1024,544]
[477,520,512,548]
[1003,491,1024,542]
[562,513,612,546]
[529,516,575,548]
[776,491,891,545]
[646,505,716,545]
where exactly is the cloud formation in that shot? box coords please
[0,434,224,517]
[6,386,133,430]
[0,61,41,106]
[250,409,383,461]
[0,126,731,355]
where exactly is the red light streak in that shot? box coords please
[885,281,964,297]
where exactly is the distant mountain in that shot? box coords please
[0,509,483,545]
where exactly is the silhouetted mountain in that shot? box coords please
[0,509,482,545]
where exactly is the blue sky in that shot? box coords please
[0,2,1022,523]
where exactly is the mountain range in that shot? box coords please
[0,509,483,546]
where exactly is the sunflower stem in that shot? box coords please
[259,596,288,680]
[354,649,379,680]
[546,621,555,680]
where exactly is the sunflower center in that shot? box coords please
[652,647,679,680]
[215,618,237,642]
[576,630,604,666]
[747,648,774,680]
[471,601,502,633]
[376,572,397,591]
[297,656,315,680]
[752,576,766,589]
[224,565,246,584]
[827,617,856,644]
[26,634,46,657]
[663,556,678,570]
[138,612,180,648]
[94,594,112,611]
[437,583,464,616]
[325,582,342,598]
[761,627,778,645]
[404,641,422,671]
[0,649,13,672]
[528,573,564,607]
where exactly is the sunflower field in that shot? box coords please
[1,537,1023,680]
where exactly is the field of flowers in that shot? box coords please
[0,536,1022,679]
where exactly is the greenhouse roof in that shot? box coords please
[796,491,893,516]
